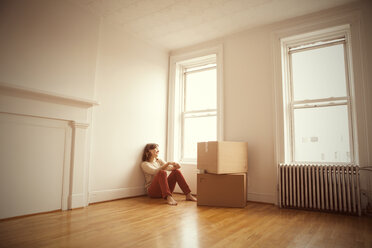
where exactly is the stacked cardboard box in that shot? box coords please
[197,141,248,208]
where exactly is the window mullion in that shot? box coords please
[184,109,217,115]
[182,67,187,114]
[181,67,187,162]
[183,114,217,119]
[293,101,348,109]
[293,96,349,105]
[289,50,295,163]
[343,42,354,163]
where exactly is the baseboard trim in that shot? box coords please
[247,192,275,204]
[89,187,146,204]
[0,209,62,221]
[69,193,86,209]
[88,188,274,205]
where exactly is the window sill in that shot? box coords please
[180,161,197,166]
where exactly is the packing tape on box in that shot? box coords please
[205,142,208,152]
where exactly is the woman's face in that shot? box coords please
[149,146,159,159]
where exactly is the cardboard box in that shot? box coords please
[197,141,248,174]
[197,173,247,208]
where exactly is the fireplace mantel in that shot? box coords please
[0,82,98,214]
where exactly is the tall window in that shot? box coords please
[168,47,223,163]
[281,26,355,163]
[182,63,217,160]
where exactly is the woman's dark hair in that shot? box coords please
[142,143,159,162]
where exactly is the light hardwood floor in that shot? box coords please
[1,194,371,248]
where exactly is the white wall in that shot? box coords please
[0,0,100,218]
[362,2,372,165]
[224,28,276,203]
[0,0,99,99]
[88,20,169,203]
[0,0,170,214]
[358,0,372,206]
[170,1,372,204]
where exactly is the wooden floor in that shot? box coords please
[1,195,372,248]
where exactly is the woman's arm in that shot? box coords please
[167,162,181,170]
[158,159,181,171]
[141,160,181,175]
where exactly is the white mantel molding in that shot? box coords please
[0,81,98,212]
[70,121,90,129]
[0,82,99,108]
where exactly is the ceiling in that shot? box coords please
[71,0,358,51]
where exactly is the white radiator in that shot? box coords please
[278,163,361,216]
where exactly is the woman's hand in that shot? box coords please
[166,162,181,170]
[161,163,170,170]
[172,162,181,170]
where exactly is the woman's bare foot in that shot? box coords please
[166,195,178,205]
[186,193,197,202]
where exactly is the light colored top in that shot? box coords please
[141,159,173,192]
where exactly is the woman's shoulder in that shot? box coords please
[141,159,165,167]
[141,161,150,166]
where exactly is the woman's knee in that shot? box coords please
[171,169,182,176]
[157,170,167,177]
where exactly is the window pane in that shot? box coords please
[185,68,216,111]
[293,105,351,162]
[291,44,347,100]
[183,116,216,159]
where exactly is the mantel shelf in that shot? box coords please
[0,82,100,108]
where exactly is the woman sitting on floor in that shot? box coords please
[140,143,197,205]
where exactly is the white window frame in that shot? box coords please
[274,24,358,163]
[181,60,217,162]
[167,45,224,164]
[279,25,358,164]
